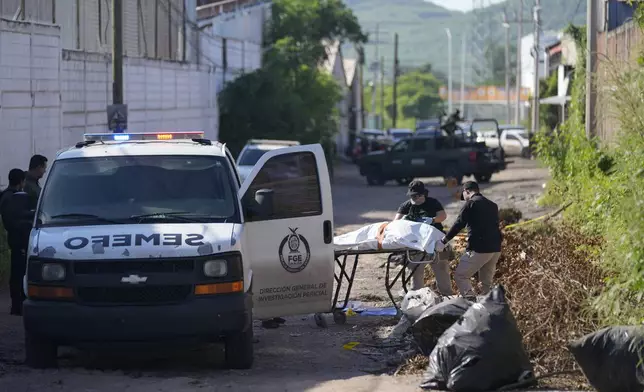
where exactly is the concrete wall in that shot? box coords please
[0,18,218,188]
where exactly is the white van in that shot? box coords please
[22,131,334,369]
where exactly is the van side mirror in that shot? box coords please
[254,189,274,217]
[244,188,274,220]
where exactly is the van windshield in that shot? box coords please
[37,155,240,227]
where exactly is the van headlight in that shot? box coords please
[204,260,228,277]
[42,263,66,281]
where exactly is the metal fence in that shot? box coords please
[596,21,642,144]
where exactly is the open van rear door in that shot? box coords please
[239,144,334,319]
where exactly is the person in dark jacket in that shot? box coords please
[440,181,502,297]
[0,169,26,213]
[1,170,34,316]
[24,154,48,210]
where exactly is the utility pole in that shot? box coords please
[370,23,379,123]
[392,33,399,128]
[503,10,511,124]
[530,0,541,137]
[460,33,466,116]
[112,0,123,105]
[380,56,385,129]
[108,0,127,133]
[586,0,597,139]
[445,28,453,114]
[501,2,532,124]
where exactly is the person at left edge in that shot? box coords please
[1,169,34,316]
[394,180,452,295]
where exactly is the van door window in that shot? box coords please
[243,152,322,221]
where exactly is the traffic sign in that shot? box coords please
[107,104,128,133]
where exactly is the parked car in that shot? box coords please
[386,128,413,142]
[499,125,531,158]
[236,139,300,182]
[476,125,530,158]
[350,130,390,162]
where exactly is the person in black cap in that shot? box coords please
[440,181,502,298]
[394,180,452,294]
[395,180,446,230]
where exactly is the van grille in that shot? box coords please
[77,285,192,305]
[74,260,194,275]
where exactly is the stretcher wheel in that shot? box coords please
[333,310,347,325]
[314,313,328,328]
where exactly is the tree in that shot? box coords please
[367,64,444,129]
[218,0,367,155]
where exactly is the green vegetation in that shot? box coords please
[218,0,367,155]
[366,65,444,129]
[347,0,586,78]
[536,24,644,324]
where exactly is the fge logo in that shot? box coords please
[278,228,311,273]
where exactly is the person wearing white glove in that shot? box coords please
[393,180,451,295]
[440,181,502,298]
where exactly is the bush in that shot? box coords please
[535,25,644,325]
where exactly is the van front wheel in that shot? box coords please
[25,332,58,369]
[224,325,254,369]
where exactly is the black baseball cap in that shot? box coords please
[407,180,428,197]
[460,181,480,200]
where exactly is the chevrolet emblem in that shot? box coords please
[120,274,148,284]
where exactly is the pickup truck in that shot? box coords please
[357,120,507,186]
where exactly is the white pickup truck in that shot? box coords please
[478,126,530,158]
[22,131,335,369]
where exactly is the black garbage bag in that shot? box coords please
[568,325,644,392]
[412,297,473,355]
[420,285,535,391]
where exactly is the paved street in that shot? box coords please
[0,159,564,392]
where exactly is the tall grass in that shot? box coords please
[536,25,644,325]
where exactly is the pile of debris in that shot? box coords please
[495,223,605,373]
[405,221,608,389]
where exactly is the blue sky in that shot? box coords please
[429,0,506,12]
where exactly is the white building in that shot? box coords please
[0,0,224,188]
[197,0,270,91]
[520,30,561,95]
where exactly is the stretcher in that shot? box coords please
[324,247,439,325]
[313,219,461,326]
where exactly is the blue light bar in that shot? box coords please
[83,131,205,142]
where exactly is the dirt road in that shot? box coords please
[0,159,555,392]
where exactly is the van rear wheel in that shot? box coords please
[224,325,254,369]
[25,332,58,369]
